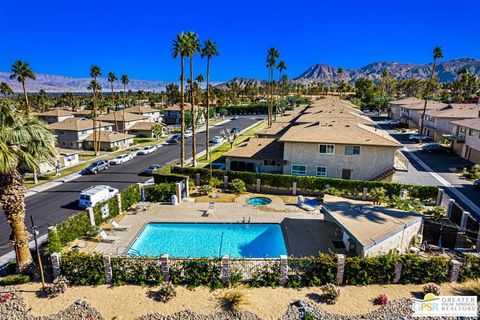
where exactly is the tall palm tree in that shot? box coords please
[276,60,287,119]
[336,67,344,98]
[89,65,102,155]
[172,32,189,167]
[108,72,119,132]
[266,48,279,126]
[0,82,13,97]
[419,46,443,143]
[185,31,201,167]
[0,100,57,271]
[121,74,129,133]
[10,61,36,117]
[200,41,218,160]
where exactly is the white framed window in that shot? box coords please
[291,164,307,175]
[58,130,65,135]
[316,166,327,177]
[319,144,335,154]
[345,145,361,155]
[469,129,474,136]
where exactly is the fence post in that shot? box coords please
[450,260,462,282]
[175,183,182,202]
[51,252,61,279]
[220,255,230,284]
[196,173,201,186]
[336,254,345,285]
[256,179,261,193]
[362,187,368,200]
[460,211,469,230]
[292,181,297,196]
[103,255,113,285]
[399,189,407,199]
[116,193,122,213]
[160,254,170,282]
[476,226,480,251]
[87,207,95,226]
[394,261,403,283]
[280,255,288,285]
[224,176,228,189]
[436,188,444,206]
[185,178,190,197]
[447,199,455,218]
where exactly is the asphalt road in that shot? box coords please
[0,116,262,257]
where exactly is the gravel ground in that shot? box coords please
[2,294,479,320]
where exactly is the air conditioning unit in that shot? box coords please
[413,234,423,247]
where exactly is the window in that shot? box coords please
[58,130,65,135]
[264,160,281,166]
[460,127,466,134]
[69,142,74,147]
[316,166,327,177]
[319,144,335,154]
[469,129,474,136]
[291,164,307,175]
[345,145,361,155]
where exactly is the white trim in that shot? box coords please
[318,144,335,155]
[291,164,307,175]
[345,145,361,156]
[316,166,327,177]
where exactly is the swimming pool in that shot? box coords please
[247,197,272,206]
[127,223,287,258]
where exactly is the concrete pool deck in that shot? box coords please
[94,198,341,257]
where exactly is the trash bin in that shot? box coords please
[297,195,304,206]
[171,195,178,206]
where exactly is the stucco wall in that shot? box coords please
[282,142,396,180]
[225,157,283,173]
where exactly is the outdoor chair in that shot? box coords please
[203,202,215,217]
[98,229,119,243]
[110,220,131,231]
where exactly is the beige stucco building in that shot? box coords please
[423,104,480,141]
[451,118,480,163]
[388,97,446,128]
[48,118,114,149]
[37,109,75,124]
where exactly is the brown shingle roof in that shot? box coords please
[425,104,480,118]
[389,97,447,110]
[48,118,113,131]
[125,105,159,114]
[97,111,148,122]
[450,118,480,131]
[37,109,74,117]
[224,138,284,160]
[128,121,159,131]
[84,131,135,143]
[389,97,424,105]
[163,104,202,111]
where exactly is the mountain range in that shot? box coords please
[1,58,479,92]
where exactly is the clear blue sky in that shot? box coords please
[1,0,479,82]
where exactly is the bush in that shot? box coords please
[121,184,141,211]
[209,177,222,188]
[321,283,340,304]
[370,187,388,204]
[222,290,249,311]
[388,196,423,212]
[152,166,188,184]
[60,251,105,286]
[344,254,399,285]
[427,206,446,220]
[373,293,388,306]
[198,184,213,196]
[400,255,450,284]
[176,259,223,290]
[230,179,246,193]
[145,183,176,202]
[458,278,480,298]
[150,282,176,302]
[249,264,281,288]
[288,254,338,287]
[44,276,69,297]
[423,283,441,296]
[111,257,164,286]
[0,292,15,303]
[0,274,30,286]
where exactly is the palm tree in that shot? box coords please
[0,100,57,271]
[276,60,287,119]
[10,61,36,117]
[121,74,129,133]
[419,46,443,143]
[108,72,119,132]
[172,32,189,167]
[184,31,201,167]
[266,48,279,126]
[89,65,102,155]
[0,82,13,97]
[336,67,344,98]
[200,41,218,161]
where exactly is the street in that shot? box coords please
[0,116,262,257]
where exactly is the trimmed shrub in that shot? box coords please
[0,274,30,286]
[423,283,442,296]
[321,283,340,304]
[145,183,176,202]
[60,251,105,286]
[249,264,281,288]
[400,255,450,284]
[373,293,388,306]
[121,184,141,211]
[230,179,246,193]
[288,254,337,287]
[111,257,164,286]
[344,254,399,285]
[152,166,188,184]
[149,282,176,302]
[459,254,480,282]
[44,276,69,297]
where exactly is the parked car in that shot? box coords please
[84,160,109,174]
[210,135,225,144]
[409,133,433,142]
[78,185,118,208]
[422,143,450,153]
[230,127,241,134]
[109,154,133,165]
[232,115,239,120]
[143,164,162,176]
[474,179,480,191]
[138,145,157,155]
[166,137,180,144]
[386,120,400,125]
[184,130,193,138]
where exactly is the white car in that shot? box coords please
[78,185,119,208]
[210,135,225,144]
[138,145,157,155]
[409,134,433,142]
[184,130,193,138]
[109,154,132,165]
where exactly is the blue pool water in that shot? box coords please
[247,197,272,206]
[127,223,287,258]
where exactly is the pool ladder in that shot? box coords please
[238,217,251,223]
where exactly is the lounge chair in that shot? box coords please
[98,229,119,243]
[110,220,131,231]
[203,202,215,217]
[302,198,320,212]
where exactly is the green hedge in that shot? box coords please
[111,257,164,286]
[152,166,188,184]
[344,254,400,285]
[121,184,141,211]
[172,167,438,201]
[459,254,480,281]
[400,254,450,284]
[145,183,176,202]
[60,251,105,286]
[287,254,337,287]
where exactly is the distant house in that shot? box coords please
[322,195,423,257]
[451,118,480,163]
[125,105,161,122]
[388,97,447,128]
[48,118,113,149]
[72,109,107,118]
[83,131,135,151]
[224,138,284,173]
[128,121,162,138]
[36,109,74,124]
[97,111,149,132]
[423,104,480,141]
[37,148,80,175]
[163,104,204,125]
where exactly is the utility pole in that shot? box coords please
[30,215,46,290]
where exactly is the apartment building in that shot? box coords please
[388,97,447,128]
[36,109,75,124]
[97,111,149,132]
[423,104,480,141]
[451,118,480,163]
[125,105,161,122]
[48,118,113,149]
